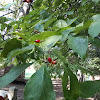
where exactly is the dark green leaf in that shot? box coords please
[24,64,55,100]
[66,18,77,26]
[1,38,22,58]
[53,50,79,100]
[79,80,100,98]
[0,63,32,89]
[6,44,35,64]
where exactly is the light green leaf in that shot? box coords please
[54,20,68,28]
[68,37,88,59]
[91,14,100,21]
[0,63,32,89]
[29,31,61,44]
[65,11,74,15]
[0,8,4,11]
[24,64,55,100]
[34,24,44,32]
[88,19,100,38]
[41,35,61,51]
[62,27,75,41]
[92,0,100,3]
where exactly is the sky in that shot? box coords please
[0,0,14,17]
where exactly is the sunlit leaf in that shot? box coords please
[41,35,61,51]
[68,37,88,59]
[88,19,100,38]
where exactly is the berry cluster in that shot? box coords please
[47,57,57,64]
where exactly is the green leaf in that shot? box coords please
[34,24,44,32]
[0,8,4,11]
[6,44,35,63]
[54,0,64,7]
[54,20,68,28]
[1,38,22,58]
[29,31,61,44]
[88,19,100,38]
[34,0,43,8]
[65,11,74,15]
[89,37,100,48]
[79,80,100,98]
[53,50,79,100]
[0,63,32,89]
[44,18,57,29]
[24,64,55,100]
[41,35,61,51]
[62,27,75,41]
[91,14,100,21]
[66,18,77,26]
[68,37,88,59]
[92,0,100,3]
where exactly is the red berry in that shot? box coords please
[52,60,57,64]
[23,0,33,3]
[0,96,4,100]
[19,37,22,39]
[35,39,40,43]
[47,57,52,63]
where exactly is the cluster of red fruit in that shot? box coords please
[47,57,57,64]
[23,0,33,3]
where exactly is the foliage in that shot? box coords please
[0,0,100,100]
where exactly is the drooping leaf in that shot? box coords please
[24,64,55,100]
[41,35,61,51]
[53,50,79,100]
[0,63,32,89]
[88,19,100,38]
[1,38,22,58]
[68,37,88,59]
